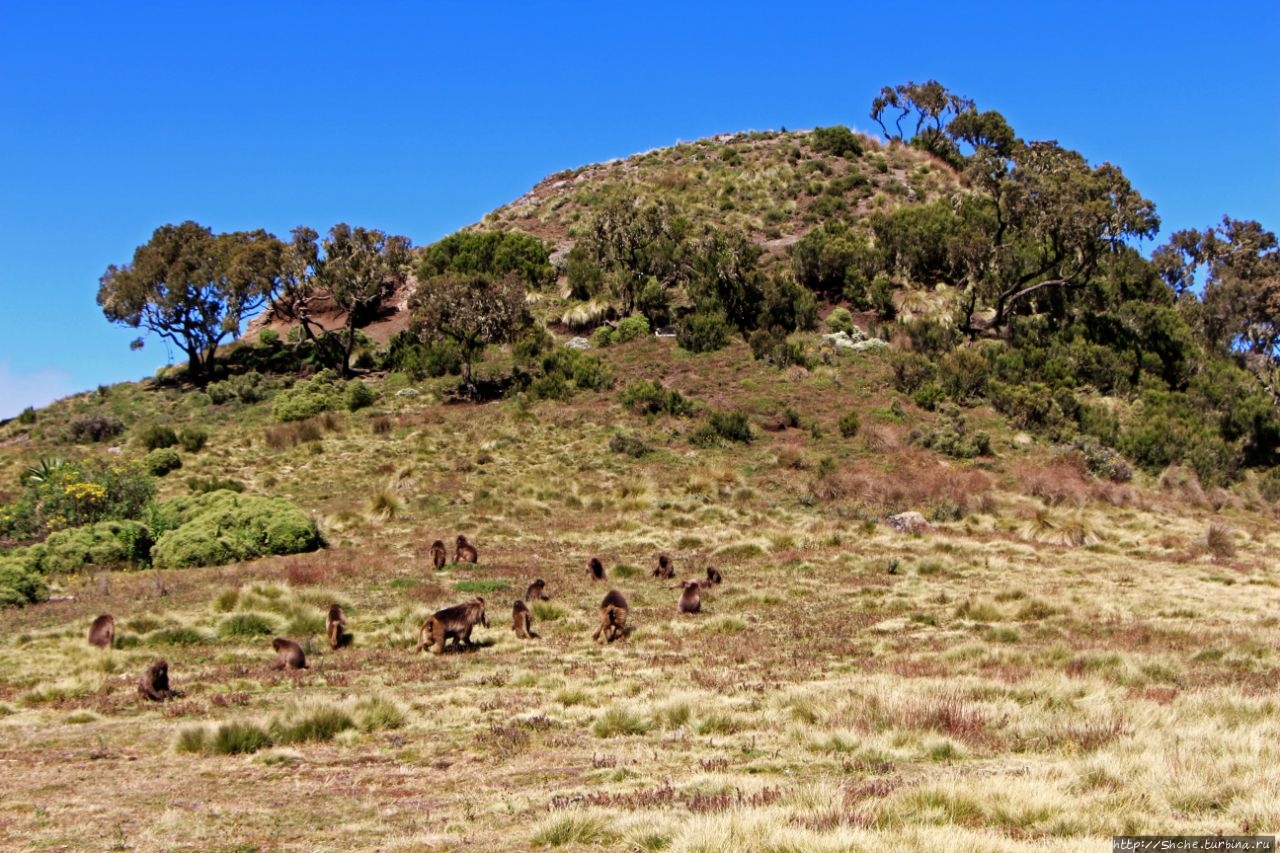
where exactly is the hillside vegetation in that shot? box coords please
[1,81,1278,851]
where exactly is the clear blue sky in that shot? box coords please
[2,0,1277,419]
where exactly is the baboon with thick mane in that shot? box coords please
[512,599,539,639]
[431,539,447,570]
[588,557,606,581]
[592,589,629,643]
[87,613,115,648]
[273,637,308,670]
[454,535,478,564]
[326,604,351,649]
[138,658,173,701]
[419,597,488,654]
[678,580,702,614]
[704,566,723,586]
[525,578,549,602]
[653,553,674,579]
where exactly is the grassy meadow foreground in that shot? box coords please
[1,337,1278,852]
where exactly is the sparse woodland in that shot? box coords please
[0,82,1278,851]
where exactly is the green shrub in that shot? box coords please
[912,383,945,411]
[146,626,206,646]
[826,307,855,334]
[144,448,182,476]
[207,371,271,405]
[693,410,753,447]
[677,312,730,353]
[615,313,650,343]
[811,125,864,158]
[150,491,324,569]
[68,414,125,443]
[355,697,405,732]
[619,381,694,417]
[186,476,245,495]
[891,351,937,393]
[939,347,990,403]
[38,520,151,572]
[592,705,652,737]
[137,424,178,451]
[589,325,615,348]
[910,407,990,459]
[839,411,861,439]
[177,428,208,453]
[272,372,346,422]
[537,348,614,394]
[343,381,373,412]
[0,556,49,607]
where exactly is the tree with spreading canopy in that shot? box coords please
[98,221,285,383]
[409,273,532,397]
[313,224,412,376]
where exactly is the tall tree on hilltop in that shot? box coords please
[98,221,285,383]
[1156,217,1280,388]
[313,224,411,376]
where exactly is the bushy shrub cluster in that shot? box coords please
[677,312,731,353]
[527,348,615,401]
[0,459,155,542]
[608,433,652,457]
[810,125,864,158]
[619,381,695,417]
[34,520,152,573]
[910,407,990,459]
[272,371,347,422]
[137,424,178,451]
[144,448,182,476]
[150,490,323,569]
[346,381,376,412]
[614,314,650,344]
[691,410,753,447]
[0,553,48,607]
[68,414,125,443]
[207,371,272,405]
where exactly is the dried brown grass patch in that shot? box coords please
[811,451,992,517]
[1013,455,1090,507]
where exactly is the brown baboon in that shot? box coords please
[138,658,173,701]
[653,553,674,579]
[273,637,308,670]
[326,604,351,649]
[592,589,629,643]
[418,597,488,654]
[679,580,702,614]
[705,566,723,586]
[87,613,116,649]
[524,578,550,602]
[588,557,606,581]
[454,535,478,564]
[512,600,539,639]
[431,539,447,570]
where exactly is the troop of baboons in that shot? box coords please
[97,535,722,698]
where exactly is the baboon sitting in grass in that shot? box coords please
[653,553,674,579]
[592,589,629,643]
[419,597,488,654]
[512,600,539,639]
[87,614,115,649]
[326,604,351,649]
[273,637,308,670]
[454,535,478,564]
[138,659,173,701]
[525,578,550,602]
[704,566,723,586]
[678,580,702,614]
[431,539,447,570]
[588,557,606,581]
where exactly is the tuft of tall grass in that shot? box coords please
[218,612,277,638]
[592,705,652,738]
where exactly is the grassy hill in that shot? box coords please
[1,124,1279,850]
